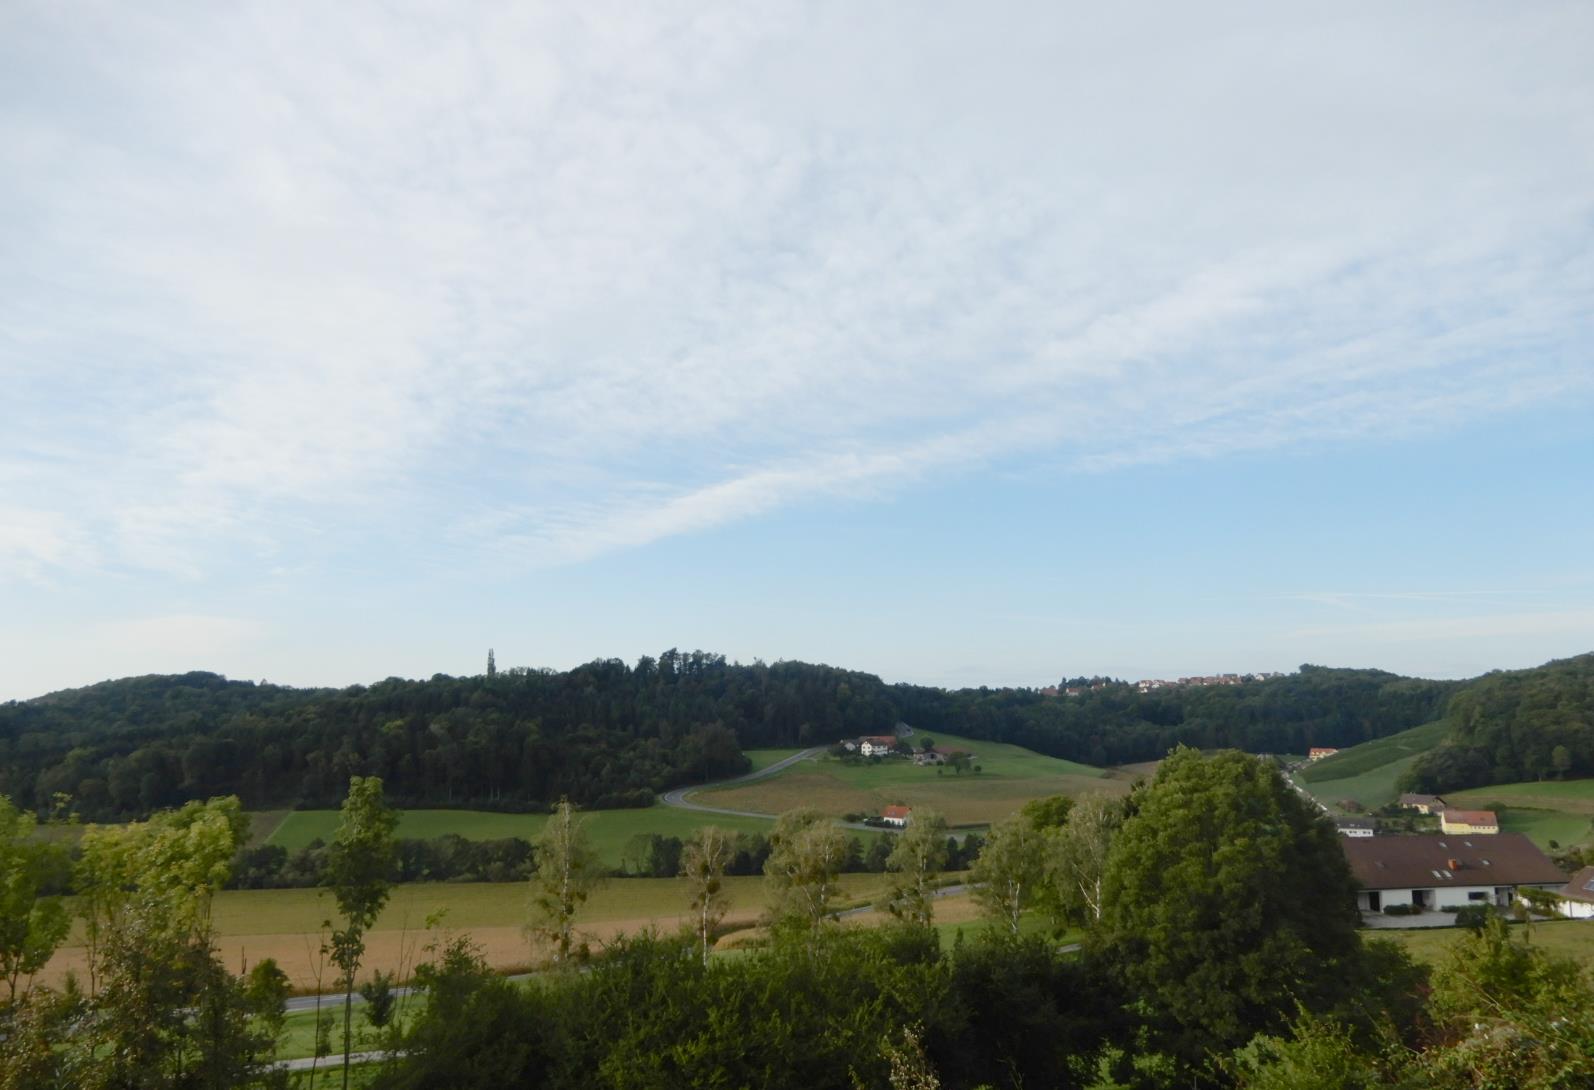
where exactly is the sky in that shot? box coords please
[3,2,1593,701]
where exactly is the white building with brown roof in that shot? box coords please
[1342,833,1565,914]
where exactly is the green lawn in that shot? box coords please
[267,805,779,866]
[1375,918,1594,966]
[695,731,1125,825]
[1442,779,1594,850]
[1300,721,1450,785]
[1447,778,1594,814]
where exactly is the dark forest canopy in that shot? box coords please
[5,650,1588,821]
[1402,652,1594,794]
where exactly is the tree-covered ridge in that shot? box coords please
[891,664,1457,768]
[1,649,1562,822]
[0,653,896,819]
[1403,652,1594,794]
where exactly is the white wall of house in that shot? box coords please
[1359,883,1565,913]
[1558,898,1594,920]
[1359,885,1506,912]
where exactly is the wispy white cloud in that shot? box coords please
[2,2,1592,577]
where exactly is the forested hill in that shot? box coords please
[892,665,1456,768]
[0,652,1472,821]
[1401,652,1594,794]
[0,654,896,819]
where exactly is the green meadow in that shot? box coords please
[266,805,779,866]
[695,731,1127,825]
[1445,778,1594,850]
[1297,721,1451,813]
[1378,918,1594,966]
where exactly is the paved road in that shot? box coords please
[659,747,907,833]
[273,1050,389,1073]
[658,746,825,816]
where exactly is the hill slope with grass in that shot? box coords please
[695,731,1127,825]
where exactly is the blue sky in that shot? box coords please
[3,3,1592,700]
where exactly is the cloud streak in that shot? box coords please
[3,2,1592,577]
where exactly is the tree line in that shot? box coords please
[0,651,1487,821]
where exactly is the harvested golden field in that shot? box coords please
[39,874,891,991]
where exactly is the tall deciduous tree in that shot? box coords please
[1090,747,1363,1058]
[680,825,733,963]
[1043,792,1125,926]
[324,775,399,1090]
[528,798,602,964]
[764,807,848,937]
[0,797,69,1003]
[881,808,949,927]
[970,812,1046,935]
[69,797,271,1090]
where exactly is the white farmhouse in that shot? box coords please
[1342,833,1565,914]
[858,735,898,757]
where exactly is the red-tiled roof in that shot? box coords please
[882,805,911,820]
[1443,809,1498,826]
[1342,833,1563,890]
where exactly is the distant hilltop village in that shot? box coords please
[1038,671,1289,697]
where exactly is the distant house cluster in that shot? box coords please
[839,735,902,757]
[1133,672,1285,693]
[1308,747,1340,761]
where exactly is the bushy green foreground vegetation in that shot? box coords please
[10,748,1594,1089]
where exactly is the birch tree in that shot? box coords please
[1044,793,1124,925]
[764,807,848,937]
[325,776,398,1090]
[528,798,602,964]
[970,812,1045,936]
[680,825,733,963]
[881,808,949,928]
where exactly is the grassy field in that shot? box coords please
[695,731,1127,825]
[1441,779,1594,850]
[267,804,779,865]
[743,747,805,774]
[1300,721,1449,784]
[1296,721,1451,813]
[1447,778,1594,815]
[1375,918,1594,966]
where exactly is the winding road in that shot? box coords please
[659,746,907,833]
[659,746,825,816]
